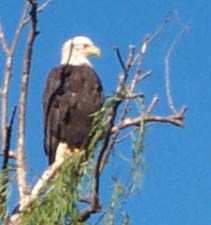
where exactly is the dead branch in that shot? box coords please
[16,0,38,208]
[0,22,9,55]
[8,151,17,160]
[112,106,187,134]
[146,96,159,114]
[164,27,188,114]
[9,143,73,225]
[0,106,16,221]
[1,54,13,157]
[11,3,30,54]
[1,2,30,158]
[1,106,17,170]
[37,0,52,13]
[23,0,52,24]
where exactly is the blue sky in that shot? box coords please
[0,0,210,224]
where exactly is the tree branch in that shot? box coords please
[1,2,30,156]
[0,106,17,222]
[0,22,9,55]
[16,1,38,208]
[1,55,13,156]
[8,143,70,225]
[164,24,189,114]
[37,0,52,13]
[1,106,17,170]
[112,106,187,133]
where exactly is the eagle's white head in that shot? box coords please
[61,36,101,67]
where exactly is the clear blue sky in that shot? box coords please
[0,1,210,225]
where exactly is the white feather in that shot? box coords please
[61,36,94,67]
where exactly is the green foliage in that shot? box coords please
[103,179,131,225]
[0,165,15,224]
[21,153,85,225]
[0,169,9,222]
[102,94,145,225]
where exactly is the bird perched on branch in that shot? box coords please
[43,36,104,164]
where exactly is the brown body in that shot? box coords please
[43,64,104,164]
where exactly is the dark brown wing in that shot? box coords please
[43,66,64,164]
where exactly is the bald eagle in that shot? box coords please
[43,36,104,164]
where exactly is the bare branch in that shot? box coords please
[31,159,62,198]
[138,70,152,82]
[146,96,159,114]
[1,2,30,156]
[9,143,71,225]
[164,27,188,114]
[114,127,138,143]
[0,106,16,221]
[113,47,127,73]
[1,106,17,170]
[10,3,30,54]
[8,151,17,160]
[23,0,53,24]
[112,107,187,133]
[16,1,38,207]
[1,55,12,155]
[125,45,136,69]
[37,0,52,13]
[134,11,178,79]
[0,151,17,160]
[0,22,9,55]
[79,204,102,222]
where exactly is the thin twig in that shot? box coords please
[0,151,17,160]
[11,3,30,54]
[115,127,138,143]
[0,106,17,221]
[21,0,53,25]
[1,106,17,170]
[164,27,188,114]
[0,22,9,55]
[125,45,136,69]
[8,151,17,160]
[137,70,152,82]
[146,96,159,114]
[113,47,127,73]
[135,19,169,87]
[37,0,52,13]
[97,47,135,174]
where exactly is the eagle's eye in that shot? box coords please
[83,44,90,48]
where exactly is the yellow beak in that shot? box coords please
[85,45,101,56]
